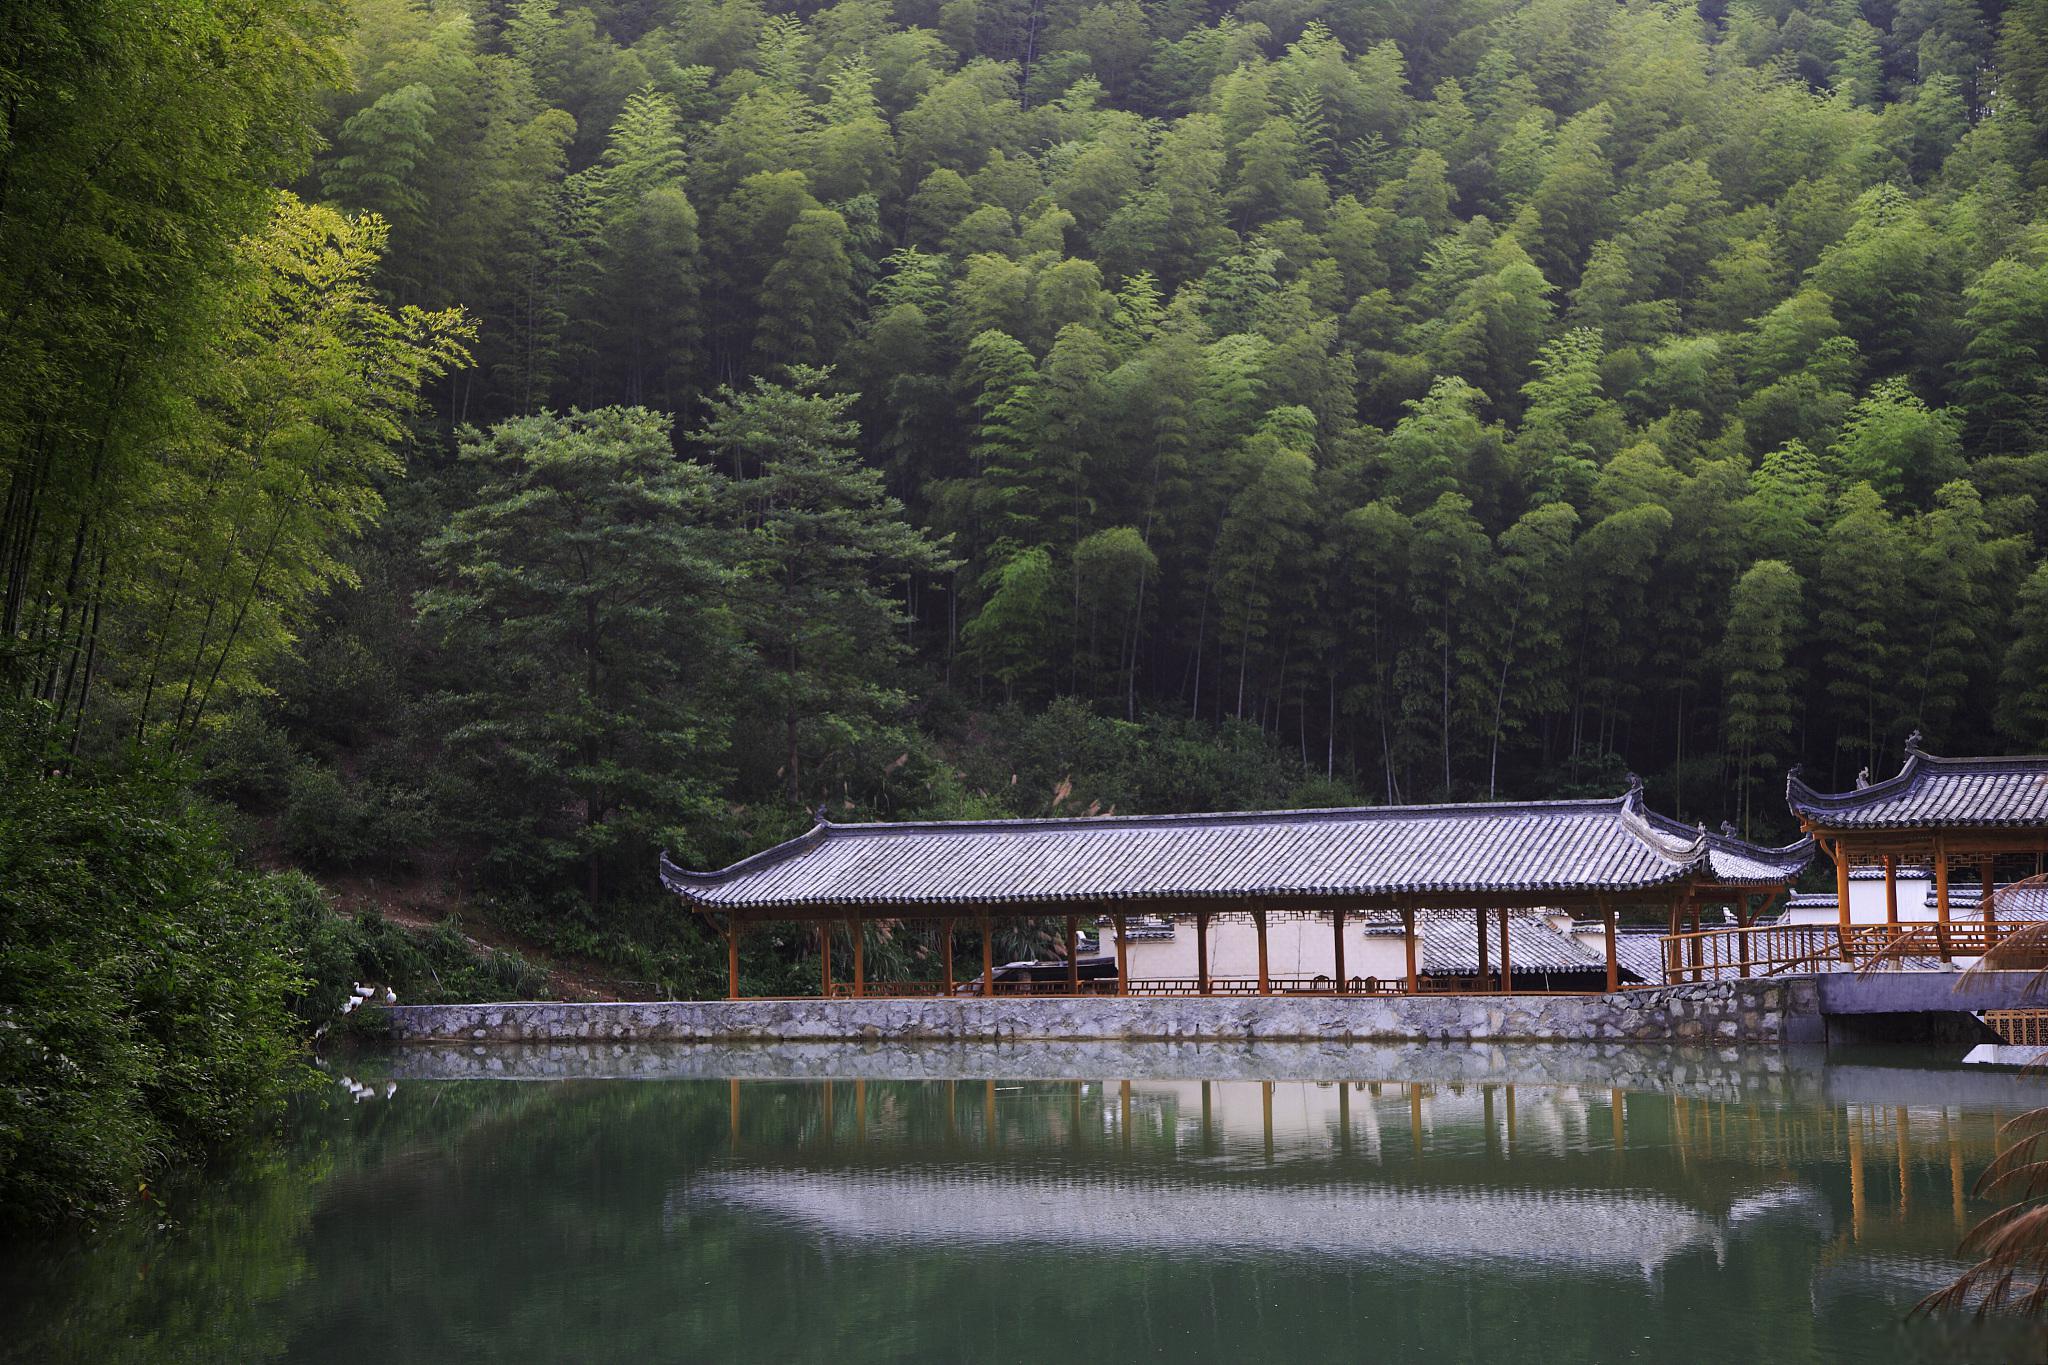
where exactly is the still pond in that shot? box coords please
[5,1041,2046,1363]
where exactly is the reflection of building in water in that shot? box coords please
[683,1168,1729,1277]
[701,1076,2003,1287]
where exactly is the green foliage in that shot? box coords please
[0,707,307,1227]
[421,406,737,898]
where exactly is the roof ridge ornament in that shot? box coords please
[1720,821,1737,838]
[1855,766,1871,789]
[1904,730,1925,757]
[814,802,832,826]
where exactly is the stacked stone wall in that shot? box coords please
[386,977,1823,1047]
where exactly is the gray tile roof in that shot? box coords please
[1787,741,2048,831]
[662,791,1811,913]
[1408,911,1609,975]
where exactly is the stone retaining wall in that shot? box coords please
[386,976,1822,1046]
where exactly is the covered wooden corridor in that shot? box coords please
[662,783,1812,1000]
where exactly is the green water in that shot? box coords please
[6,1043,2046,1363]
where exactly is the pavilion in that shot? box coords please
[661,781,1812,999]
[1787,736,2048,962]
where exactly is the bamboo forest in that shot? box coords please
[7,0,2048,1241]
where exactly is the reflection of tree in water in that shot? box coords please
[4,1075,2044,1362]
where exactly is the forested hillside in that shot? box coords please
[8,0,2048,1219]
[297,0,2048,841]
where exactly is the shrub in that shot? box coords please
[0,706,307,1227]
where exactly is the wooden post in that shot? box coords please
[1498,907,1513,994]
[1113,913,1129,995]
[1668,896,1685,984]
[1402,902,1419,994]
[851,911,864,998]
[980,914,994,996]
[1475,906,1490,988]
[941,917,954,995]
[1883,855,1899,927]
[1983,857,1997,939]
[1196,910,1211,995]
[1835,840,1854,962]
[1066,913,1079,995]
[726,920,740,1000]
[1254,906,1270,995]
[1687,897,1702,982]
[1735,895,1751,979]
[1332,906,1346,994]
[819,921,832,998]
[1603,902,1619,992]
[1934,840,1952,963]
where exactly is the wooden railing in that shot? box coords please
[1656,920,2015,984]
[1654,923,1845,983]
[1985,1010,2048,1047]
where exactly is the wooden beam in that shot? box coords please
[1603,901,1618,993]
[1402,902,1419,994]
[1113,913,1129,995]
[1476,906,1489,988]
[1196,910,1210,995]
[1498,907,1513,994]
[941,917,954,995]
[1983,857,1997,936]
[1883,855,1898,928]
[819,921,832,998]
[1066,913,1079,995]
[1332,906,1346,995]
[1254,906,1270,995]
[980,914,994,997]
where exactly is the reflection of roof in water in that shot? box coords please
[679,1168,1732,1275]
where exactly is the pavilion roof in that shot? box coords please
[661,789,1812,914]
[1787,738,2048,832]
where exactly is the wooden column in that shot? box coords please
[1475,906,1490,988]
[1667,897,1682,984]
[1196,910,1211,995]
[980,914,994,996]
[850,911,864,997]
[1113,913,1129,995]
[726,919,740,1000]
[1734,895,1751,979]
[1065,913,1079,995]
[1331,906,1346,994]
[1883,855,1899,927]
[940,918,954,995]
[1254,906,1270,995]
[1687,897,1702,982]
[1603,902,1619,992]
[1934,839,1952,963]
[1835,840,1854,962]
[1498,907,1513,994]
[1983,857,1997,937]
[819,921,832,997]
[1402,902,1419,994]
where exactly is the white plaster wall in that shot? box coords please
[1115,916,1412,986]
